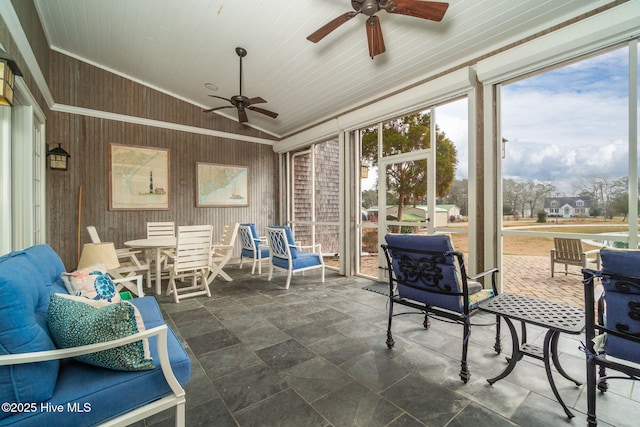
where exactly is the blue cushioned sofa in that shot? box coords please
[0,244,190,426]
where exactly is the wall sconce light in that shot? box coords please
[46,143,71,170]
[360,162,370,179]
[0,47,23,107]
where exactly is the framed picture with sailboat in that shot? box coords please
[196,162,249,207]
[109,143,170,210]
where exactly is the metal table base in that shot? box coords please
[479,293,585,418]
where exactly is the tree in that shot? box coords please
[361,189,377,209]
[503,179,524,219]
[525,180,556,218]
[608,177,640,221]
[573,176,618,220]
[448,178,468,215]
[504,179,556,220]
[361,112,458,228]
[610,192,629,220]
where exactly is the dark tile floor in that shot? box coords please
[141,268,639,427]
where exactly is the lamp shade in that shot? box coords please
[0,47,22,107]
[47,143,71,170]
[78,242,120,270]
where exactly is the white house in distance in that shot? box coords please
[543,196,592,218]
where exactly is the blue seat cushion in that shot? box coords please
[5,297,191,426]
[241,247,270,259]
[600,249,640,364]
[272,252,321,270]
[0,248,60,413]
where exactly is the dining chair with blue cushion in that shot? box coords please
[265,226,325,289]
[239,223,270,274]
[582,248,640,427]
[382,234,500,383]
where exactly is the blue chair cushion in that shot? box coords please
[0,247,60,415]
[385,234,468,313]
[600,249,640,364]
[20,244,68,294]
[272,252,322,270]
[241,247,270,259]
[386,234,454,253]
[269,226,299,258]
[244,223,260,239]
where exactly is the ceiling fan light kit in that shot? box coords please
[307,0,449,59]
[203,47,278,123]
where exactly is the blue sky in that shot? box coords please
[500,46,633,194]
[362,44,637,195]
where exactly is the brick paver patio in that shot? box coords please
[502,255,586,308]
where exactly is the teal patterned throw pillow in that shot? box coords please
[47,293,154,371]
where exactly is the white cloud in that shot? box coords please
[500,45,632,193]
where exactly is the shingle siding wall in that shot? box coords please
[292,139,340,255]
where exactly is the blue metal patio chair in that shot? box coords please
[382,234,500,383]
[238,223,270,274]
[582,248,640,427]
[265,226,325,289]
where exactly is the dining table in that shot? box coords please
[124,237,176,295]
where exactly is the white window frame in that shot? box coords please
[477,3,640,291]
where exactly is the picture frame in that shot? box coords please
[196,162,249,207]
[109,143,170,210]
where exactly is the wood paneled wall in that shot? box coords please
[46,51,280,269]
[48,112,279,269]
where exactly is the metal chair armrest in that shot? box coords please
[468,267,499,281]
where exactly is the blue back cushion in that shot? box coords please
[21,244,68,294]
[247,223,260,240]
[269,226,298,259]
[0,246,62,412]
[384,234,463,312]
[600,249,640,364]
[240,224,265,257]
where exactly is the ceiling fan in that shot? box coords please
[203,47,278,123]
[307,0,449,58]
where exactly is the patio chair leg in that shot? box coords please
[423,312,430,329]
[460,362,471,383]
[284,272,292,289]
[386,299,395,349]
[597,365,608,393]
[586,358,598,427]
[460,321,471,383]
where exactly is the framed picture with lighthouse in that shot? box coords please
[109,143,170,210]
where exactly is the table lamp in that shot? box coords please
[78,242,120,270]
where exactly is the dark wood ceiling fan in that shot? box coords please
[203,47,278,123]
[307,0,449,59]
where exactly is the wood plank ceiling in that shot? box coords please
[33,0,614,139]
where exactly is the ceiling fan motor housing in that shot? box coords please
[353,0,381,16]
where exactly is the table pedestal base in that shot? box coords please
[487,317,581,418]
